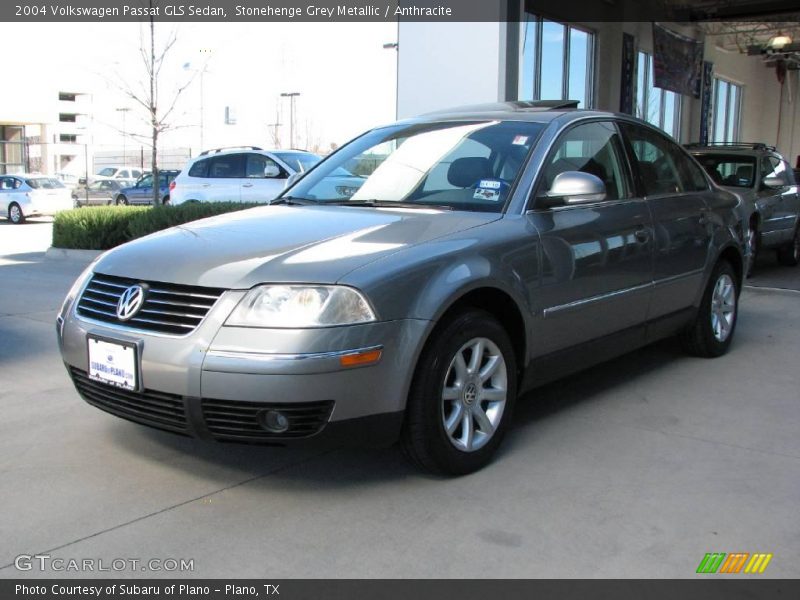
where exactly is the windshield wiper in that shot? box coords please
[326,199,454,211]
[270,196,316,206]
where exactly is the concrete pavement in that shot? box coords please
[0,222,798,578]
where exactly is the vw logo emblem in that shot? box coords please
[116,285,145,321]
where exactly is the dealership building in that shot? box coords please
[398,1,800,164]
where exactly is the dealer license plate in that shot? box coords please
[87,336,138,390]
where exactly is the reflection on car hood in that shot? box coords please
[94,205,499,288]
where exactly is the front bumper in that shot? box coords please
[58,289,429,446]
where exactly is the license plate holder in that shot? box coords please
[87,335,139,391]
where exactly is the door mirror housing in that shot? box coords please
[285,171,304,188]
[537,171,607,208]
[264,164,282,179]
[762,176,784,189]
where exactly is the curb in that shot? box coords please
[45,247,103,261]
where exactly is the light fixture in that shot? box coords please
[769,33,792,50]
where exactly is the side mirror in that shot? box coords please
[537,171,606,208]
[285,171,304,188]
[78,177,87,185]
[264,164,282,179]
[762,176,784,189]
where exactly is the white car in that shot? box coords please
[0,174,73,224]
[169,147,321,205]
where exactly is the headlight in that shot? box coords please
[226,285,377,328]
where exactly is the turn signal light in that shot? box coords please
[340,348,382,368]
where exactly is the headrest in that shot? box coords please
[447,157,490,188]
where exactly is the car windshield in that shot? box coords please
[96,168,117,177]
[273,152,321,173]
[693,154,757,188]
[26,178,65,189]
[285,120,545,212]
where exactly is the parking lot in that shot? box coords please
[0,219,798,578]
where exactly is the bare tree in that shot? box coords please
[112,1,197,205]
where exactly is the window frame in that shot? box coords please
[635,51,682,140]
[711,77,743,143]
[518,16,596,108]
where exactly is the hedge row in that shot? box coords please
[52,203,262,250]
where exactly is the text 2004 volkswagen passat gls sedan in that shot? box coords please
[57,102,745,474]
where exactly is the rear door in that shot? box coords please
[619,122,712,320]
[527,120,655,356]
[207,153,244,202]
[761,155,798,243]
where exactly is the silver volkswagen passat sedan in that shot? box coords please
[57,102,745,474]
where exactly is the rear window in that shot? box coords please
[26,178,65,189]
[692,154,757,188]
[188,159,209,178]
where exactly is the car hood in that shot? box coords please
[94,205,499,289]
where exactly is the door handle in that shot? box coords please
[698,209,709,226]
[242,183,254,188]
[634,226,650,243]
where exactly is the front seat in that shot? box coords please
[447,157,491,188]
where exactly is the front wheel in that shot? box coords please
[679,260,739,358]
[115,195,128,206]
[776,226,800,266]
[401,309,517,475]
[8,202,25,224]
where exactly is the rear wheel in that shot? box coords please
[776,226,800,266]
[401,309,517,475]
[8,202,24,224]
[679,260,739,358]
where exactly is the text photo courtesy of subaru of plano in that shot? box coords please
[169,147,322,205]
[688,142,800,273]
[57,102,744,474]
[1,174,73,223]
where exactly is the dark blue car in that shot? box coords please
[115,170,180,205]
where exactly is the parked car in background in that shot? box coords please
[58,102,745,474]
[115,170,180,205]
[1,174,73,223]
[169,147,321,205]
[688,142,800,272]
[73,180,125,207]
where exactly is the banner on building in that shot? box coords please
[619,32,635,114]
[653,23,704,98]
[699,61,714,144]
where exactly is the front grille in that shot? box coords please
[76,273,225,335]
[202,398,334,442]
[70,368,188,435]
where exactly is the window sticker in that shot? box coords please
[477,179,502,189]
[512,135,529,145]
[474,187,501,201]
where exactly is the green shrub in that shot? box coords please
[52,203,262,250]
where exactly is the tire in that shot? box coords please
[115,195,128,206]
[776,226,800,267]
[679,260,739,358]
[8,202,25,224]
[162,196,170,205]
[401,309,517,475]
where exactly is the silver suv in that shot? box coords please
[688,143,800,273]
[58,102,744,474]
[170,147,321,205]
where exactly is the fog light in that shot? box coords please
[260,410,290,433]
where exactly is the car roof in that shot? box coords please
[686,143,779,157]
[195,146,313,158]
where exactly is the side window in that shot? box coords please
[188,158,209,178]
[620,123,684,195]
[0,177,11,190]
[245,154,282,178]
[540,121,629,201]
[208,154,245,179]
[677,152,709,192]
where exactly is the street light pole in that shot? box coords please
[280,92,300,148]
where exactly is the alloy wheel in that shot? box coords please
[710,274,736,342]
[441,337,507,452]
